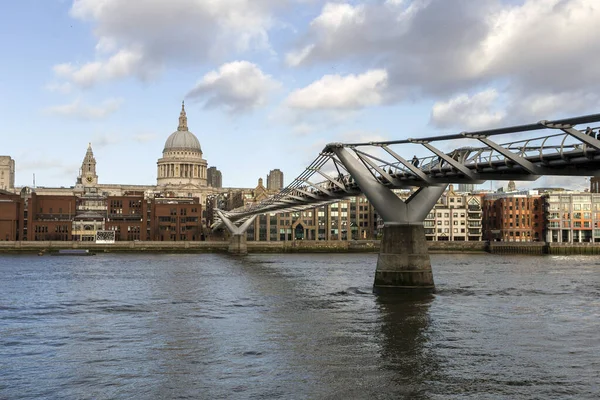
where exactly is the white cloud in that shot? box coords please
[44,98,123,120]
[133,133,158,143]
[91,132,121,148]
[431,89,506,130]
[312,3,365,31]
[45,81,73,94]
[285,69,388,110]
[509,91,600,121]
[53,49,148,88]
[287,0,600,110]
[186,61,280,113]
[432,88,600,130]
[285,44,315,67]
[54,0,280,87]
[17,155,80,181]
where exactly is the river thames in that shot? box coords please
[0,253,598,399]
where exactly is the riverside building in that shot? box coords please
[423,185,483,241]
[482,190,544,242]
[545,192,600,243]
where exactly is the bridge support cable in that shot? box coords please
[462,133,543,176]
[217,211,257,255]
[411,140,479,180]
[380,145,432,184]
[329,144,447,293]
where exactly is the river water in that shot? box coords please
[0,253,599,399]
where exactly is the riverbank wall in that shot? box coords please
[488,242,600,255]
[2,240,599,255]
[0,240,485,254]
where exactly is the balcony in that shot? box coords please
[34,213,74,221]
[71,229,98,236]
[467,212,481,220]
[107,213,142,221]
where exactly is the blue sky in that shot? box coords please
[1,0,599,190]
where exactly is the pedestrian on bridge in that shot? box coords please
[412,155,420,167]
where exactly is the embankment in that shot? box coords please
[2,240,599,255]
[0,240,485,254]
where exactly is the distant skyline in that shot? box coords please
[1,0,598,191]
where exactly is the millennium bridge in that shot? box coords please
[214,114,600,293]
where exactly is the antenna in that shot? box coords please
[33,173,36,188]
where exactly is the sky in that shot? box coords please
[1,0,599,191]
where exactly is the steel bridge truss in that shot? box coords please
[214,113,600,229]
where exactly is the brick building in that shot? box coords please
[105,194,150,241]
[28,193,77,241]
[151,197,203,241]
[0,189,203,242]
[0,190,23,241]
[482,191,544,242]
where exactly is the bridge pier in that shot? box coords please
[228,233,248,254]
[375,223,434,293]
[216,211,257,255]
[330,145,446,293]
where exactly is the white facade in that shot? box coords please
[424,188,482,241]
[545,192,600,243]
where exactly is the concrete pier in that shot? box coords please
[374,224,435,293]
[217,211,256,255]
[228,234,248,255]
[329,145,447,293]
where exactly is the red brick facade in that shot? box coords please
[483,195,544,242]
[0,191,203,241]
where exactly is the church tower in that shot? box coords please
[80,143,98,186]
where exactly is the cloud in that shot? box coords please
[133,133,158,143]
[45,81,73,94]
[186,61,280,112]
[54,0,281,87]
[17,155,80,182]
[287,0,600,105]
[91,132,121,148]
[430,89,506,130]
[508,91,600,121]
[44,98,123,120]
[431,88,600,130]
[53,50,148,88]
[285,69,388,110]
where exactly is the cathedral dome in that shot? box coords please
[164,130,201,152]
[163,102,202,153]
